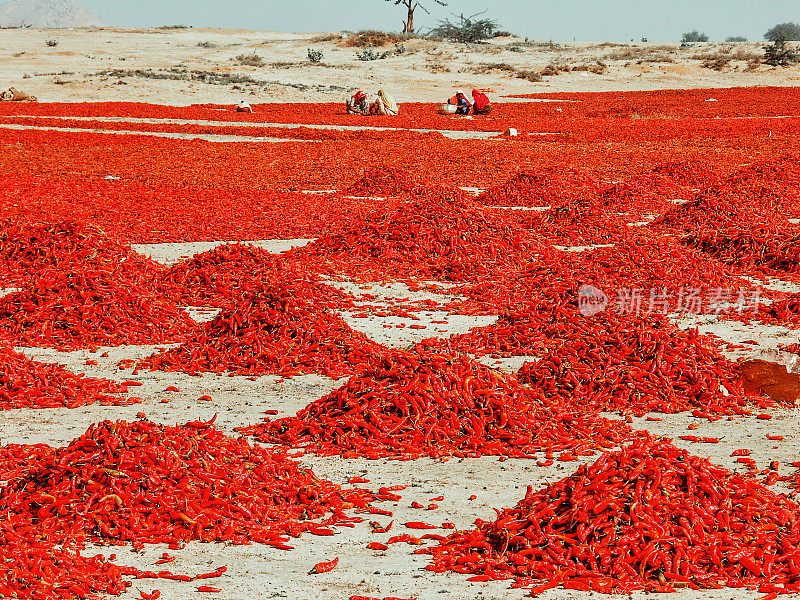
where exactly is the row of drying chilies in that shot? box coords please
[346,89,492,116]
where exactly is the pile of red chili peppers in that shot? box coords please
[423,435,800,595]
[344,166,418,197]
[140,279,380,377]
[0,264,194,350]
[0,418,383,598]
[297,185,541,281]
[0,347,132,410]
[240,348,636,459]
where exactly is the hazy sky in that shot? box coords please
[79,1,798,43]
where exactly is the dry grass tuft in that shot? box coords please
[235,52,266,67]
[341,30,406,48]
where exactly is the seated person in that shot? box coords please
[471,89,492,115]
[447,89,471,115]
[370,89,399,116]
[346,90,369,115]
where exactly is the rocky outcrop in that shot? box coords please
[0,0,102,28]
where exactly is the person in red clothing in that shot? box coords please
[346,90,369,115]
[471,89,492,115]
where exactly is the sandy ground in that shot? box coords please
[3,234,800,600]
[1,27,800,104]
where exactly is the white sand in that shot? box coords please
[1,28,798,105]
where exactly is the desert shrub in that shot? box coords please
[430,12,500,43]
[159,25,190,29]
[425,58,451,73]
[682,30,709,43]
[197,41,218,48]
[356,46,390,61]
[470,62,516,74]
[235,52,265,67]
[307,48,324,63]
[516,69,542,82]
[703,56,731,70]
[311,33,340,43]
[571,63,606,74]
[763,36,798,66]
[46,39,58,47]
[726,35,748,42]
[606,46,676,62]
[540,64,565,76]
[343,30,405,47]
[765,23,800,42]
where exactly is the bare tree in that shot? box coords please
[386,0,447,34]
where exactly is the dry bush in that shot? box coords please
[311,33,340,43]
[235,52,266,67]
[342,30,406,47]
[425,58,452,73]
[731,49,761,61]
[469,62,517,74]
[471,44,504,54]
[744,59,761,71]
[606,46,676,62]
[466,62,545,81]
[703,57,732,70]
[693,47,763,70]
[516,69,542,81]
[540,64,564,76]
[268,62,307,69]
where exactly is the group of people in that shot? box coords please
[444,89,492,115]
[346,89,399,116]
[346,88,491,117]
[0,87,36,102]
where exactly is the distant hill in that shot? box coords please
[0,0,102,28]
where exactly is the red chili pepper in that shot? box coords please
[371,520,394,534]
[367,542,389,551]
[309,557,338,574]
[197,586,221,593]
[405,521,437,530]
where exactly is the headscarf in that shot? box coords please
[378,89,399,114]
[472,89,490,111]
[354,90,367,104]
